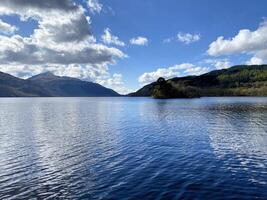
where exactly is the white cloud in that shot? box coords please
[0,64,107,80]
[101,28,125,46]
[164,32,201,44]
[246,57,264,65]
[138,63,209,85]
[0,0,128,94]
[0,33,125,66]
[0,19,17,35]
[0,0,126,66]
[87,0,102,14]
[0,63,132,94]
[208,20,267,64]
[130,37,148,46]
[184,66,209,75]
[177,32,201,44]
[97,73,133,94]
[205,59,232,69]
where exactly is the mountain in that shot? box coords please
[0,71,120,97]
[0,71,50,97]
[28,72,120,97]
[129,65,267,98]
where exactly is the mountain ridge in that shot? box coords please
[129,65,267,98]
[0,71,120,97]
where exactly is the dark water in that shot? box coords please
[0,97,267,200]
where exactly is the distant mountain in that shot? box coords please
[28,72,120,97]
[129,65,267,98]
[0,71,120,97]
[0,71,49,97]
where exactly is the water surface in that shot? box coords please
[0,97,267,199]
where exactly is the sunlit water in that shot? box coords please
[0,97,267,199]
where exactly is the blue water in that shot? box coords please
[0,97,267,199]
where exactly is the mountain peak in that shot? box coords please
[40,71,55,76]
[37,71,56,78]
[28,71,58,81]
[0,70,120,97]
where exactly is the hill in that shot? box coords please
[129,65,267,98]
[0,71,120,97]
[0,72,50,97]
[28,72,119,97]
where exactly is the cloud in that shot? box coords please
[0,0,125,65]
[0,0,79,20]
[0,34,125,65]
[205,59,232,69]
[87,0,102,14]
[0,0,127,93]
[183,66,209,75]
[0,19,18,35]
[0,63,107,80]
[97,73,133,94]
[164,32,201,44]
[246,57,264,65]
[138,63,209,85]
[177,32,201,44]
[0,63,132,94]
[130,37,148,46]
[101,28,125,46]
[208,20,267,64]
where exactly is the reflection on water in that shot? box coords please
[0,97,267,199]
[205,102,267,186]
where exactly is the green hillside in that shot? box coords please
[129,65,267,98]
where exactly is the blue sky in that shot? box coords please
[0,0,267,93]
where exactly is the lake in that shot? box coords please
[0,97,266,199]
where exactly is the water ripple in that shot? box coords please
[0,97,267,199]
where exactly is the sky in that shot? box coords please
[0,0,267,94]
